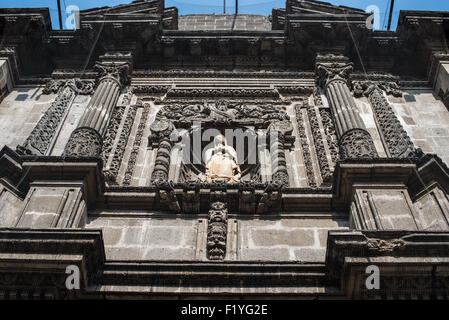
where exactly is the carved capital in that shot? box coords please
[316,62,353,88]
[94,62,130,88]
[63,127,103,157]
[339,128,378,159]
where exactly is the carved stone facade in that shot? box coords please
[0,0,449,300]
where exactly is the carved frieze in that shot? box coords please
[154,101,289,128]
[207,201,228,260]
[165,88,279,99]
[133,85,171,95]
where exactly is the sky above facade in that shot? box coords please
[1,0,448,30]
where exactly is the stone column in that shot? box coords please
[316,56,378,159]
[149,119,175,184]
[268,121,293,186]
[63,55,131,157]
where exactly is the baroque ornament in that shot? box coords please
[339,129,378,159]
[207,201,228,260]
[18,78,95,156]
[63,127,103,157]
[353,81,415,157]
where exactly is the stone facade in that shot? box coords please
[0,0,449,299]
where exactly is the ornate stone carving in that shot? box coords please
[203,134,241,183]
[155,101,289,128]
[123,103,151,185]
[94,61,130,88]
[63,127,103,157]
[366,238,405,253]
[18,85,75,156]
[307,103,332,183]
[102,106,126,164]
[269,129,289,186]
[42,78,95,95]
[207,201,228,260]
[353,81,415,157]
[150,119,174,184]
[294,102,316,187]
[103,106,136,184]
[339,129,378,159]
[257,182,282,214]
[165,88,279,99]
[316,57,378,160]
[319,108,339,164]
[17,78,96,156]
[316,62,353,88]
[133,85,171,94]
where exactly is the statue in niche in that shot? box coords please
[200,134,241,183]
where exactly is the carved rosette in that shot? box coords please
[207,201,228,260]
[339,129,378,159]
[63,127,103,157]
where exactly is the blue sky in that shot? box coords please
[1,0,448,30]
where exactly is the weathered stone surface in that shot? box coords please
[0,0,449,299]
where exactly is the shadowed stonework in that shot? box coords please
[0,0,449,299]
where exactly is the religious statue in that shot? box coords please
[201,134,241,183]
